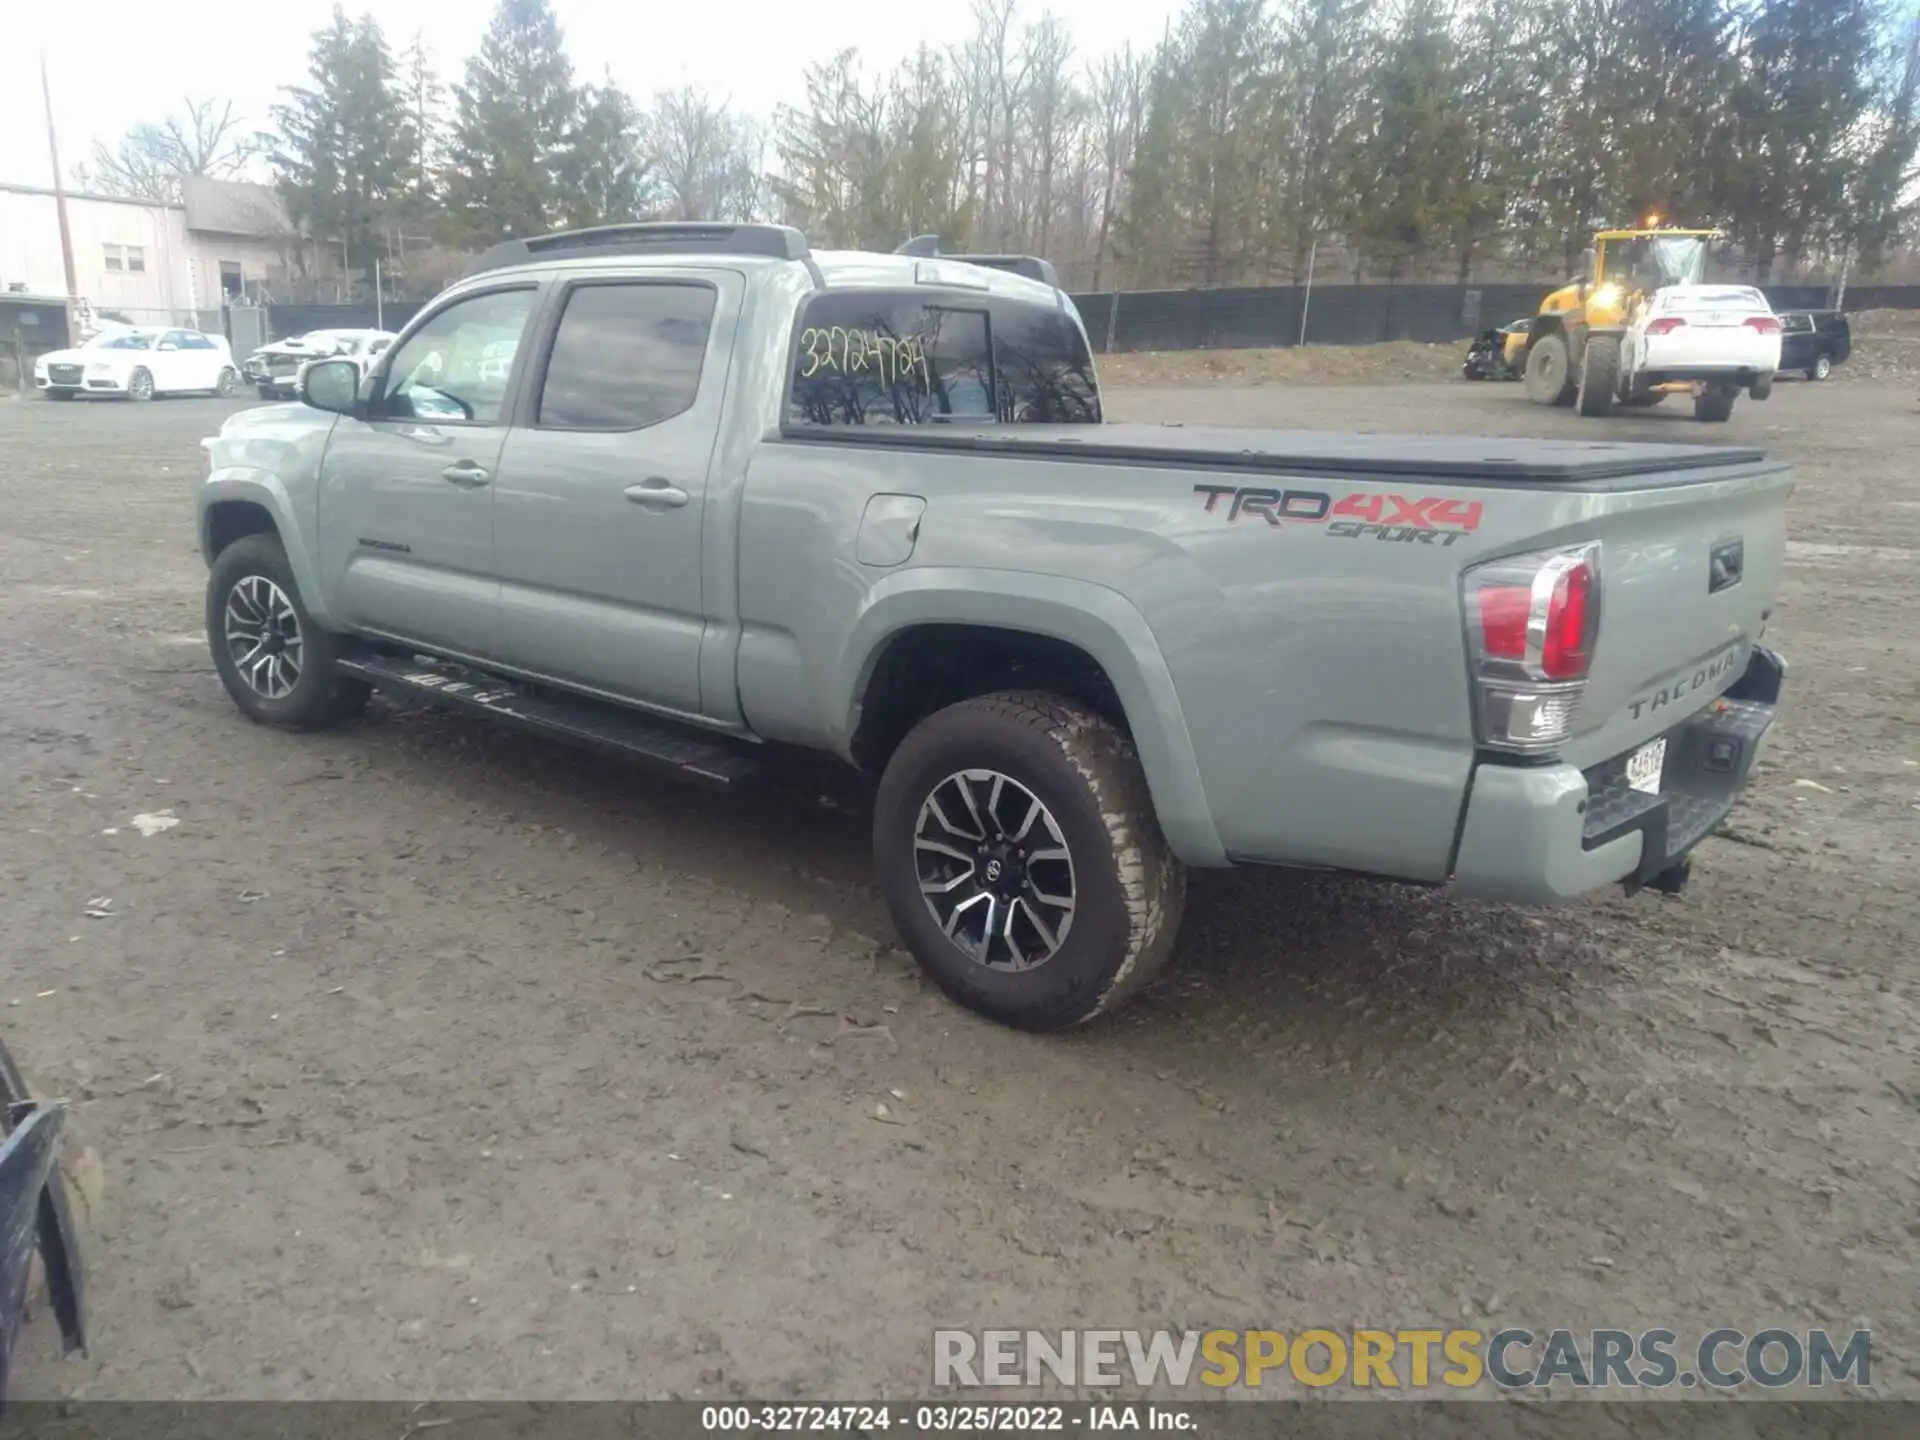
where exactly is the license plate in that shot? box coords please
[1627,739,1667,795]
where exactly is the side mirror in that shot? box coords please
[301,358,362,417]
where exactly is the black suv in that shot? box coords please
[1777,310,1851,381]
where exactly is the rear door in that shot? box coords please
[153,330,199,393]
[315,284,543,658]
[490,270,741,715]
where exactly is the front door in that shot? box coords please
[491,272,739,716]
[315,284,541,659]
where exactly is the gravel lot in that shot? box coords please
[2,372,1916,1405]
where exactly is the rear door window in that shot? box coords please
[536,281,717,431]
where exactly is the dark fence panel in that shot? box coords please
[268,301,428,342]
[1069,282,1920,353]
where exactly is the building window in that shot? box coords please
[127,246,146,274]
[103,244,124,272]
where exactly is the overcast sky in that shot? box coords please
[0,1,1175,192]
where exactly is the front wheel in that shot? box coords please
[1524,333,1577,407]
[215,367,240,397]
[206,535,370,730]
[126,367,154,402]
[873,692,1187,1032]
[1577,335,1620,417]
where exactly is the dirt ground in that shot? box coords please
[2,370,1917,1406]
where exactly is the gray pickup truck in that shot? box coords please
[198,222,1791,1031]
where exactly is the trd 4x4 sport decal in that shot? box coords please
[1194,484,1485,547]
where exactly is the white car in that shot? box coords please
[1615,284,1782,421]
[35,327,240,402]
[245,329,396,399]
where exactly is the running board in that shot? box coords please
[334,653,761,789]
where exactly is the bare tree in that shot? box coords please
[77,97,260,203]
[643,87,764,221]
[1088,45,1149,287]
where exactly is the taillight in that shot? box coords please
[1743,315,1782,335]
[1462,543,1602,753]
[1645,317,1687,336]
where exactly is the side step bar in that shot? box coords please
[333,653,761,790]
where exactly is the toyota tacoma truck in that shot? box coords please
[197,222,1791,1032]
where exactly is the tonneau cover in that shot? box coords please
[782,423,1772,486]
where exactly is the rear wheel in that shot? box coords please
[1810,354,1832,382]
[1524,333,1577,407]
[206,535,370,730]
[1694,385,1738,423]
[1576,335,1620,417]
[874,692,1186,1032]
[1750,372,1774,401]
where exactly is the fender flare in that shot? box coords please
[836,568,1228,867]
[199,471,336,629]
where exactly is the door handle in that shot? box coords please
[624,478,690,510]
[442,461,491,487]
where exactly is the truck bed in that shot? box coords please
[777,423,1777,488]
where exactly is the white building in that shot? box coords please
[0,177,306,328]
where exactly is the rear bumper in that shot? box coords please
[1451,646,1785,904]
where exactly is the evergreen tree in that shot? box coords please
[394,33,443,215]
[560,76,649,228]
[270,5,408,276]
[441,0,579,244]
[1342,0,1475,280]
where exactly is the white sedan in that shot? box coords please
[35,327,240,401]
[1621,284,1782,420]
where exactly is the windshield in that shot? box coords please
[1606,236,1709,290]
[86,332,153,350]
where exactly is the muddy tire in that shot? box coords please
[206,534,369,730]
[1524,332,1577,407]
[1577,334,1620,417]
[1694,385,1738,423]
[873,692,1186,1032]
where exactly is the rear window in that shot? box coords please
[1663,287,1769,312]
[787,291,1099,427]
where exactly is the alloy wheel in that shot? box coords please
[223,575,304,700]
[914,769,1076,971]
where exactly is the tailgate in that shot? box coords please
[1563,465,1791,769]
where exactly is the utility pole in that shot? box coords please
[39,52,82,345]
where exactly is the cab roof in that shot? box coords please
[460,222,1065,309]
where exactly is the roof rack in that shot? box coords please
[891,236,1059,289]
[464,222,813,279]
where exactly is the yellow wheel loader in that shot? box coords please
[1520,220,1782,423]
